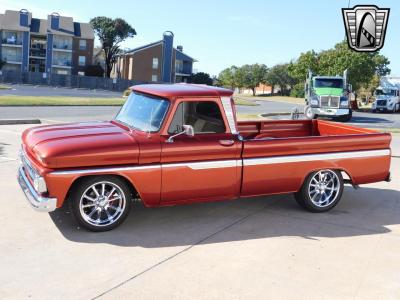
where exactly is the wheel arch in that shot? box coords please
[298,167,354,191]
[65,173,141,207]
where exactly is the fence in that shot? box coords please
[0,70,147,92]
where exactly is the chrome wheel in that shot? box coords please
[308,170,341,208]
[305,106,314,119]
[79,181,126,227]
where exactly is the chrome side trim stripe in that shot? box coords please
[50,149,390,175]
[243,149,390,166]
[51,165,160,175]
[164,159,238,170]
[50,160,238,175]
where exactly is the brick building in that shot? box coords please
[112,32,196,83]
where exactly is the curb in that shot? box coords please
[0,119,41,125]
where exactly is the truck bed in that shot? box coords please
[238,119,391,157]
[237,119,379,139]
[237,120,391,196]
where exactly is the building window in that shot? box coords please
[151,75,158,82]
[152,58,158,69]
[56,70,68,75]
[79,39,87,50]
[79,56,86,66]
[175,60,183,73]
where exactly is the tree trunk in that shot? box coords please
[252,87,256,96]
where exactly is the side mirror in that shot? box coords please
[166,124,194,143]
[347,84,352,93]
[182,124,194,137]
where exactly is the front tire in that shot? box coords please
[69,176,132,232]
[304,105,317,119]
[294,169,344,212]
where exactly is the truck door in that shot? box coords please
[160,98,241,203]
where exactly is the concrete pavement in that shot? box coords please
[0,124,399,299]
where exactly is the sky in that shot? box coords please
[1,0,399,76]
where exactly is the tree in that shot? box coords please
[90,17,136,77]
[288,50,319,82]
[317,41,390,93]
[239,64,268,96]
[288,40,391,99]
[265,64,296,96]
[217,66,238,89]
[189,72,213,85]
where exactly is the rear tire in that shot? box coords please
[69,176,132,232]
[294,169,344,212]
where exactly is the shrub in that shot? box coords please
[290,83,305,98]
[123,89,132,97]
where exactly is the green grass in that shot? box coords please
[0,95,125,106]
[0,84,11,90]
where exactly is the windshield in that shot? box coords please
[375,89,396,96]
[314,78,343,88]
[115,92,169,132]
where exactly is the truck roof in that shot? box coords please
[314,76,343,80]
[131,84,233,98]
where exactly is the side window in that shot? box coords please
[168,101,226,134]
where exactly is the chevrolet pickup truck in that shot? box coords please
[18,84,392,231]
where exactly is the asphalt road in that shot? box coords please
[0,84,122,98]
[0,124,399,299]
[1,99,400,129]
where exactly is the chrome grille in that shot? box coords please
[377,100,387,106]
[320,96,340,108]
[20,150,37,180]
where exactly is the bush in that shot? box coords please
[290,83,305,98]
[123,89,132,97]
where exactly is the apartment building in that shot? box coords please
[0,9,94,75]
[112,32,196,83]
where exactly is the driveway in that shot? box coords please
[0,124,399,299]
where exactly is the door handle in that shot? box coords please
[219,139,235,146]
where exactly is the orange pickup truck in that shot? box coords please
[18,84,392,231]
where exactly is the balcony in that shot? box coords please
[30,48,46,59]
[1,31,23,47]
[53,43,72,52]
[2,55,22,64]
[52,60,72,68]
[2,47,22,63]
[1,37,23,47]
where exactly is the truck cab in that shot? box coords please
[305,70,352,122]
[372,79,400,113]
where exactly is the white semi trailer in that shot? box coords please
[372,77,400,113]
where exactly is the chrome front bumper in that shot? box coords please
[17,166,57,212]
[312,108,349,116]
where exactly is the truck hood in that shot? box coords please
[314,87,343,97]
[22,121,139,169]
